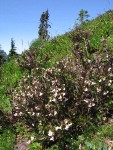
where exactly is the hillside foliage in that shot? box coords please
[0,10,113,149]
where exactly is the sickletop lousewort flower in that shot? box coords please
[55,126,62,131]
[97,87,101,92]
[65,123,72,130]
[48,130,54,137]
[84,87,88,92]
[39,92,43,96]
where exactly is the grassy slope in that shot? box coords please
[0,60,25,112]
[0,10,113,149]
[31,34,73,68]
[84,10,113,50]
[30,10,113,70]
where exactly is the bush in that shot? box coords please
[0,127,15,150]
[17,50,37,72]
[30,39,44,49]
[11,45,113,149]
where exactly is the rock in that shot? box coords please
[0,50,7,60]
[14,140,29,150]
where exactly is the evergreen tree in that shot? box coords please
[8,38,17,58]
[38,10,51,41]
[78,9,89,24]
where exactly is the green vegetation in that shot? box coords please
[83,10,113,50]
[0,127,15,150]
[0,10,113,149]
[0,54,6,66]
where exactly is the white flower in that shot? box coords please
[15,106,19,110]
[36,113,40,117]
[84,87,88,92]
[50,136,54,141]
[35,106,40,110]
[87,59,91,63]
[48,130,53,137]
[62,92,65,96]
[19,112,22,116]
[30,94,33,98]
[54,111,57,116]
[64,119,68,124]
[54,92,58,97]
[39,92,43,96]
[55,126,62,131]
[32,112,35,116]
[91,81,96,85]
[109,80,112,83]
[108,67,111,72]
[14,113,18,116]
[30,136,34,141]
[52,81,55,85]
[57,69,61,72]
[106,54,109,58]
[99,79,102,82]
[83,99,89,103]
[103,91,109,95]
[51,89,55,92]
[84,80,88,84]
[88,102,95,108]
[58,88,61,91]
[103,92,107,95]
[97,87,101,92]
[102,77,106,81]
[65,123,72,130]
[27,85,30,89]
[49,113,52,116]
[27,140,31,144]
[32,123,35,126]
[28,112,31,115]
[49,98,56,102]
[63,87,66,90]
[108,83,111,86]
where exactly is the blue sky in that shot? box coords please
[0,0,113,54]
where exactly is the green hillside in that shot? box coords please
[0,10,113,150]
[29,10,113,69]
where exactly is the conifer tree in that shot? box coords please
[38,10,51,41]
[78,9,89,24]
[8,38,17,58]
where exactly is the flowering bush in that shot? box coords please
[17,50,37,72]
[11,45,113,149]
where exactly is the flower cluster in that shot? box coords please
[11,48,113,148]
